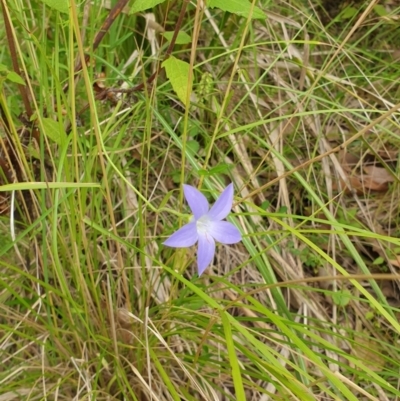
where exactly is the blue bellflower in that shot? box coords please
[163,183,242,276]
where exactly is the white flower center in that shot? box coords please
[196,215,211,234]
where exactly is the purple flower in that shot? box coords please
[163,183,242,276]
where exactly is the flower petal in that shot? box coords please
[163,222,198,247]
[183,185,209,219]
[207,183,234,221]
[207,221,241,244]
[197,232,215,276]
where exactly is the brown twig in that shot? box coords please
[89,0,190,96]
[93,0,130,51]
[63,0,130,95]
[85,0,190,95]
[127,0,190,92]
[1,0,33,118]
[72,0,190,123]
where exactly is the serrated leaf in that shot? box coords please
[162,56,192,108]
[42,118,67,145]
[130,0,166,13]
[6,72,25,85]
[162,31,192,45]
[207,0,265,19]
[39,0,69,14]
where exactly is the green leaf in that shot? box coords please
[159,191,173,210]
[197,169,209,176]
[208,163,234,175]
[26,143,41,160]
[162,56,192,108]
[150,349,181,401]
[207,0,265,19]
[0,182,100,191]
[278,205,288,214]
[42,117,67,145]
[339,6,358,19]
[130,0,166,13]
[372,256,384,265]
[39,0,69,14]
[197,164,233,177]
[172,172,181,183]
[176,289,204,310]
[373,4,388,17]
[162,31,192,45]
[6,71,25,85]
[187,140,200,155]
[261,200,270,210]
[332,290,351,307]
[221,312,246,401]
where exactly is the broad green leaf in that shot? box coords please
[6,72,25,85]
[261,200,270,210]
[130,0,166,13]
[162,56,192,108]
[39,0,69,14]
[0,65,25,87]
[162,31,192,45]
[278,205,288,214]
[172,172,181,183]
[42,117,67,145]
[340,6,358,19]
[373,4,388,17]
[207,0,265,20]
[365,311,374,320]
[332,290,351,307]
[187,140,200,154]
